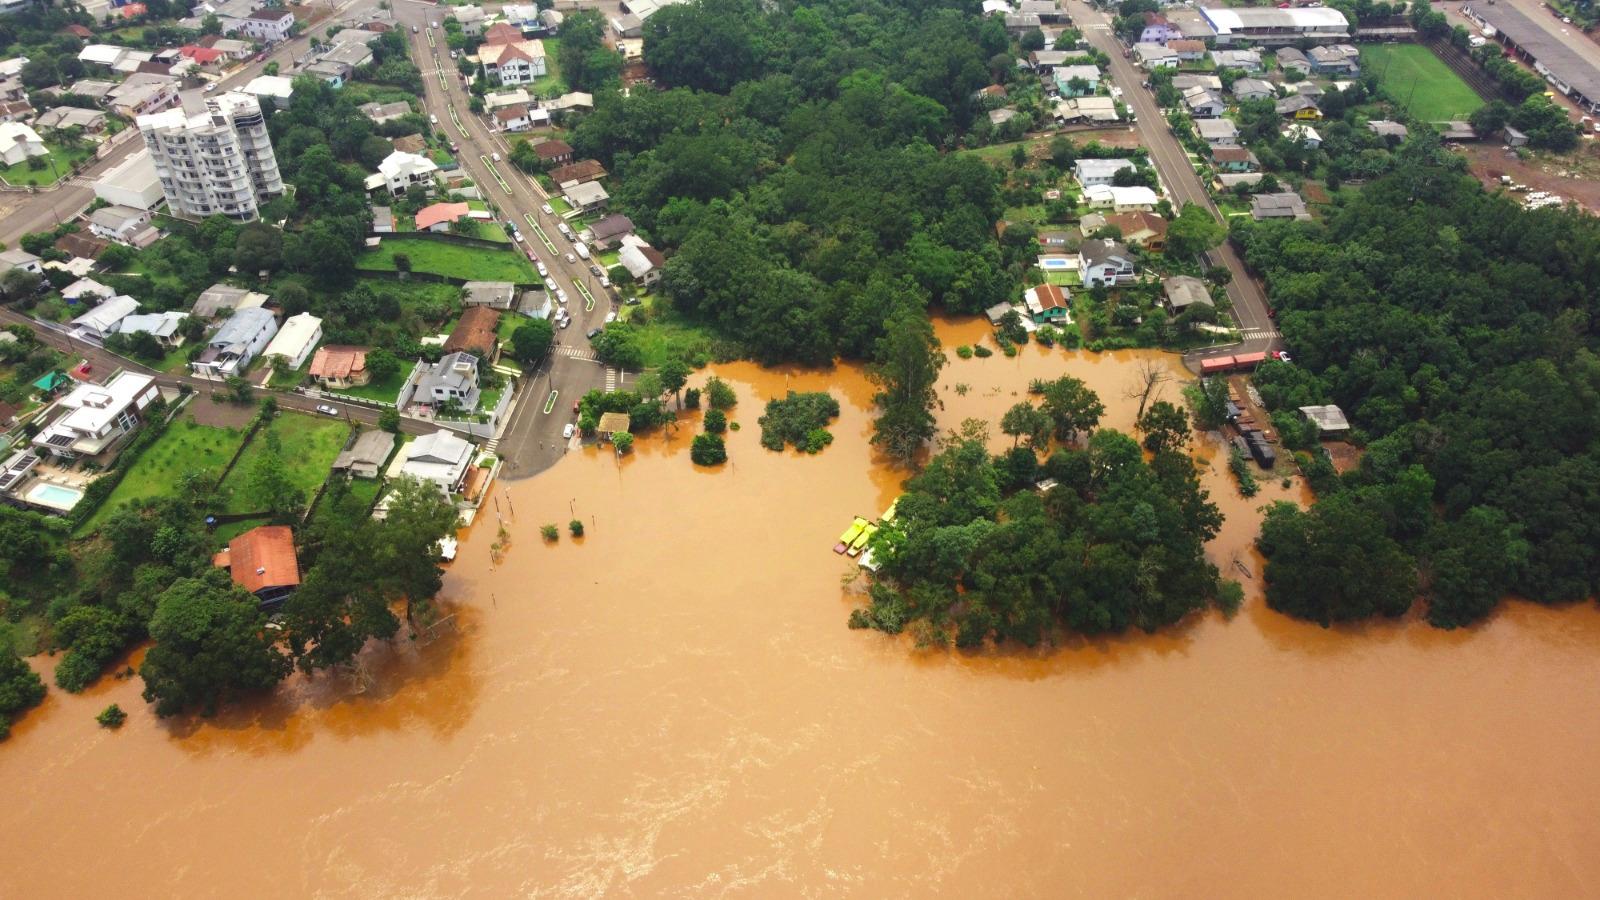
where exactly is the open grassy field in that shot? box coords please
[330,368,410,404]
[1361,44,1484,122]
[357,236,538,282]
[77,412,252,535]
[221,412,348,513]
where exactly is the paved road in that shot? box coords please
[397,0,624,478]
[1065,0,1283,369]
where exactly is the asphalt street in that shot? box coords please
[1064,0,1283,368]
[395,0,628,479]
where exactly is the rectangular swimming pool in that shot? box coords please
[1037,257,1074,270]
[25,482,84,512]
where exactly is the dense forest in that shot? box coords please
[1235,143,1600,628]
[851,382,1232,647]
[574,0,1014,364]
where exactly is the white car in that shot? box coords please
[563,423,576,439]
[536,261,548,276]
[541,203,553,215]
[556,288,568,304]
[604,311,617,324]
[560,317,571,329]
[315,404,339,417]
[513,231,524,242]
[203,82,218,93]
[565,252,576,263]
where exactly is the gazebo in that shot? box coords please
[597,411,631,442]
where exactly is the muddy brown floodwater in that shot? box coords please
[4,320,1600,898]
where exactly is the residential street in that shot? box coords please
[0,306,439,436]
[1064,0,1284,369]
[396,0,627,479]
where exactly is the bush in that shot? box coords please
[705,376,737,411]
[568,519,584,537]
[703,409,727,433]
[378,408,401,433]
[97,703,127,729]
[757,391,840,452]
[540,524,559,542]
[690,433,727,466]
[955,345,974,359]
[973,345,993,358]
[1214,580,1245,618]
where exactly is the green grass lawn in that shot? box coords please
[467,219,511,243]
[221,412,348,514]
[1360,44,1484,122]
[548,195,572,215]
[629,317,717,369]
[529,37,565,98]
[0,144,96,187]
[329,368,410,404]
[78,413,253,536]
[357,236,537,282]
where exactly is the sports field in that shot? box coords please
[1360,44,1485,122]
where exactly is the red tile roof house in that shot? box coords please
[415,201,471,232]
[213,525,301,608]
[307,345,369,389]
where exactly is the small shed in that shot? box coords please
[1298,404,1350,435]
[597,411,631,441]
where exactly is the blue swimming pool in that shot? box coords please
[26,482,84,511]
[1038,257,1074,270]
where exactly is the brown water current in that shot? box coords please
[3,320,1599,897]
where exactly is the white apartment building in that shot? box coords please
[137,92,284,222]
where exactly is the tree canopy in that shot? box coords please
[1234,150,1600,627]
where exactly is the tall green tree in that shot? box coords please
[869,304,946,466]
[1038,375,1104,444]
[139,574,292,717]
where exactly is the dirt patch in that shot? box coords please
[184,393,258,429]
[1301,182,1331,204]
[1322,439,1363,474]
[1455,141,1600,212]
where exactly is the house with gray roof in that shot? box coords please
[191,306,277,378]
[415,351,480,412]
[1230,77,1275,102]
[1162,275,1213,312]
[332,429,396,479]
[193,283,269,318]
[1251,191,1311,221]
[461,281,516,310]
[116,311,190,347]
[397,429,474,492]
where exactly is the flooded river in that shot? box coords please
[4,325,1599,897]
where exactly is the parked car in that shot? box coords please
[563,423,576,439]
[203,82,217,93]
[560,317,571,329]
[513,230,524,242]
[599,275,610,288]
[316,404,339,416]
[589,264,603,277]
[412,25,418,33]
[556,288,568,303]
[491,151,501,162]
[1272,350,1292,363]
[604,311,617,324]
[536,261,548,276]
[429,114,438,125]
[565,252,576,263]
[586,327,602,339]
[541,203,553,215]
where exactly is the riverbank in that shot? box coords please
[2,332,1598,897]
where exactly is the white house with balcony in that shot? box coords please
[32,371,160,460]
[366,150,439,196]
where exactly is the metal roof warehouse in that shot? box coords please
[1464,2,1600,112]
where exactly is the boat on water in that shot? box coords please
[834,517,869,553]
[847,523,877,557]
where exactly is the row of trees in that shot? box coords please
[1234,151,1600,627]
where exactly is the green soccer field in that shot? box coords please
[1360,44,1485,122]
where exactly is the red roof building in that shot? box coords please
[213,525,301,606]
[180,45,225,65]
[483,23,522,45]
[415,201,471,231]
